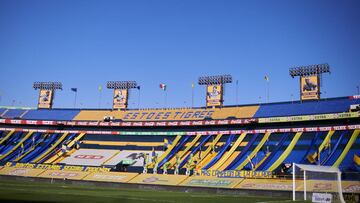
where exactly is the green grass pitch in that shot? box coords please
[0,179,308,203]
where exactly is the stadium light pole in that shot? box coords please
[191,83,195,108]
[289,63,330,101]
[106,81,138,110]
[235,80,239,104]
[357,85,359,95]
[33,81,63,109]
[198,74,232,107]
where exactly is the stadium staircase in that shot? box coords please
[195,134,222,170]
[209,133,247,170]
[168,134,201,168]
[0,130,15,145]
[235,132,271,170]
[255,133,290,171]
[321,131,348,165]
[0,131,33,162]
[44,132,86,164]
[32,132,69,163]
[267,132,302,171]
[203,134,235,169]
[13,133,43,162]
[307,130,335,163]
[179,135,212,168]
[148,135,181,168]
[225,133,259,170]
[158,136,190,169]
[333,129,359,167]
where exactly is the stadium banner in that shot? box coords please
[1,124,359,137]
[60,149,119,166]
[38,89,54,109]
[198,170,274,179]
[180,176,243,188]
[342,181,360,194]
[0,167,44,177]
[235,179,302,191]
[38,170,90,180]
[301,75,320,100]
[206,84,223,107]
[258,112,360,123]
[308,180,340,193]
[129,174,187,186]
[104,150,164,167]
[113,89,128,110]
[83,172,138,183]
[5,162,110,172]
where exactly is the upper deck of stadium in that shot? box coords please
[0,95,359,122]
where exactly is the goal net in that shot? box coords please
[292,163,345,203]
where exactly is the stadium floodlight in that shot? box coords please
[33,82,63,90]
[289,63,330,78]
[106,81,138,89]
[198,74,233,85]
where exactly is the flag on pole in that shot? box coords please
[159,84,167,91]
[247,155,255,169]
[164,138,169,148]
[71,88,78,92]
[264,76,269,81]
[151,147,156,157]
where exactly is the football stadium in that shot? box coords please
[0,67,359,203]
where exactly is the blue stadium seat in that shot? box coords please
[254,97,359,118]
[2,109,27,119]
[21,109,80,120]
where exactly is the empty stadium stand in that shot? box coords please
[22,109,80,120]
[0,95,359,196]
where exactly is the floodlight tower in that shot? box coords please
[289,63,330,101]
[198,74,232,107]
[33,82,63,109]
[106,81,138,110]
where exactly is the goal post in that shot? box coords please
[292,163,345,203]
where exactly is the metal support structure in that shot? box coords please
[106,81,137,90]
[289,63,330,78]
[33,82,63,90]
[198,74,232,85]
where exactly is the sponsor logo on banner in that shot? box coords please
[187,179,233,187]
[206,84,223,107]
[143,176,169,183]
[301,75,320,100]
[344,184,360,193]
[91,174,127,181]
[312,193,332,203]
[113,89,128,109]
[8,169,27,176]
[48,172,79,177]
[38,89,54,109]
[74,155,104,159]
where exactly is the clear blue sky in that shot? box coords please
[0,0,359,109]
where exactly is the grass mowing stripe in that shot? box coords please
[0,179,301,203]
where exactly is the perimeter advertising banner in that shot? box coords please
[38,89,54,109]
[301,75,320,100]
[206,84,223,107]
[113,89,128,109]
